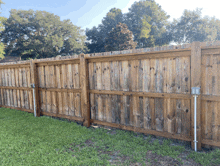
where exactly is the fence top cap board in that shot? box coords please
[1,40,220,66]
[87,43,191,57]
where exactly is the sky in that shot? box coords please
[1,0,220,31]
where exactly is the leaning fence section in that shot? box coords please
[0,63,33,113]
[0,41,220,150]
[35,58,84,122]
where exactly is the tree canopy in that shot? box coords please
[171,8,220,44]
[86,8,124,53]
[0,0,6,59]
[105,22,137,51]
[86,0,172,53]
[124,0,171,48]
[171,8,206,44]
[1,9,87,59]
[2,0,220,59]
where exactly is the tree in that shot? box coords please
[0,0,6,59]
[86,8,124,53]
[170,8,220,44]
[125,0,171,48]
[1,9,87,59]
[201,16,220,42]
[171,8,206,44]
[85,26,105,53]
[104,22,137,51]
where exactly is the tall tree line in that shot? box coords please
[86,0,171,53]
[1,0,220,59]
[86,0,220,53]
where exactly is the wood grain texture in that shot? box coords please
[191,42,202,150]
[30,60,40,116]
[80,54,90,127]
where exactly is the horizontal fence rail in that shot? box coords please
[0,41,220,150]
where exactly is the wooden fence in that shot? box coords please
[0,41,220,150]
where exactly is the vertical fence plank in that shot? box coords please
[23,68,29,109]
[54,65,59,116]
[0,70,3,105]
[96,61,102,121]
[213,102,219,142]
[30,60,40,117]
[49,65,55,114]
[163,98,168,132]
[191,41,202,150]
[19,68,24,108]
[60,64,65,115]
[150,98,155,130]
[89,62,95,120]
[143,59,150,93]
[80,54,90,127]
[155,98,163,131]
[46,65,51,113]
[57,64,62,115]
[5,69,10,106]
[9,68,13,107]
[13,68,17,108]
[27,67,32,110]
[1,69,5,105]
[40,66,46,112]
[63,65,68,115]
[15,68,20,108]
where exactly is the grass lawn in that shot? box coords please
[0,107,220,166]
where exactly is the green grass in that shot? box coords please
[187,149,220,166]
[0,107,220,166]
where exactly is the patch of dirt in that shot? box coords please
[89,124,205,166]
[178,151,202,166]
[102,150,202,166]
[145,151,181,166]
[53,123,216,165]
[84,139,95,147]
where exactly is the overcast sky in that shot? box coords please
[1,0,220,30]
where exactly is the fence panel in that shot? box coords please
[0,64,33,112]
[201,49,220,147]
[88,51,192,141]
[36,60,82,119]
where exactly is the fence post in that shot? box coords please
[190,42,202,150]
[80,54,91,127]
[30,60,40,117]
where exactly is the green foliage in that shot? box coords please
[170,8,220,44]
[125,0,171,48]
[104,22,137,51]
[0,15,6,31]
[86,0,220,53]
[188,149,220,166]
[0,1,6,59]
[140,16,151,39]
[86,0,172,53]
[171,8,206,44]
[1,107,220,166]
[0,42,5,59]
[1,9,87,59]
[202,16,220,42]
[86,8,124,53]
[85,26,105,53]
[100,7,124,38]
